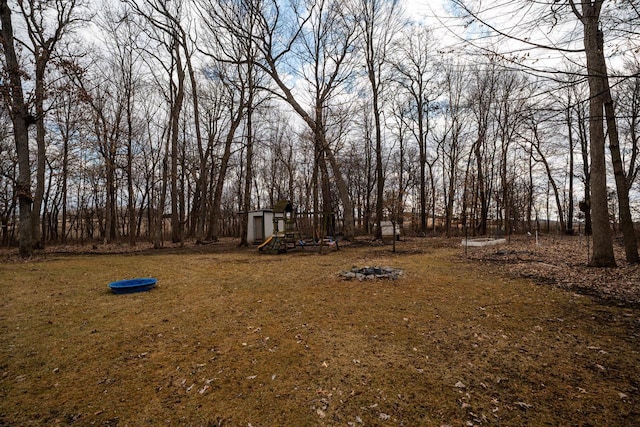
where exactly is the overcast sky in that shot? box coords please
[403,0,452,31]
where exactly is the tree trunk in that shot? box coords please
[427,160,437,235]
[532,126,566,234]
[314,103,333,238]
[501,140,510,237]
[445,166,456,237]
[170,42,185,244]
[104,149,116,244]
[186,57,207,244]
[61,133,69,244]
[364,119,373,234]
[317,140,332,236]
[603,80,639,263]
[239,99,254,247]
[154,153,169,249]
[527,149,534,233]
[373,94,384,240]
[397,124,405,228]
[126,81,136,246]
[417,101,428,234]
[577,100,593,235]
[312,139,320,237]
[31,57,47,249]
[579,1,616,266]
[567,104,575,234]
[1,1,34,257]
[474,139,488,235]
[324,139,355,239]
[209,103,243,241]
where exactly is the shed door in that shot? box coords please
[254,216,264,241]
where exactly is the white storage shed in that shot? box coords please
[247,209,274,244]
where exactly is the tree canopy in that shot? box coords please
[0,0,638,263]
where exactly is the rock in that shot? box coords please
[340,266,404,281]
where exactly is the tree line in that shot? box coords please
[1,0,639,265]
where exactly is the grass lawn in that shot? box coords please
[1,239,639,425]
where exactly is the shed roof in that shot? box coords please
[273,200,293,213]
[244,209,273,215]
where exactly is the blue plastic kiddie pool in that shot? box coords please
[108,278,157,294]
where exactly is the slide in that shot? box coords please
[257,235,274,251]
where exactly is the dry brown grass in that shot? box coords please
[1,238,639,426]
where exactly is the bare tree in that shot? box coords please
[97,5,146,246]
[208,69,248,241]
[391,25,440,234]
[206,0,358,238]
[16,0,86,249]
[86,61,124,243]
[343,106,374,233]
[616,60,640,192]
[602,62,639,263]
[449,0,632,265]
[388,94,415,230]
[51,70,87,244]
[356,0,402,239]
[467,59,499,236]
[197,0,263,242]
[568,0,617,266]
[0,106,17,246]
[494,70,531,236]
[561,81,577,235]
[1,0,34,256]
[526,117,566,234]
[190,79,223,243]
[125,0,190,244]
[570,80,593,235]
[437,62,467,237]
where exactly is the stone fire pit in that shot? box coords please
[340,266,404,281]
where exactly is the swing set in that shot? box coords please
[256,200,340,254]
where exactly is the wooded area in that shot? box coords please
[1,0,639,265]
